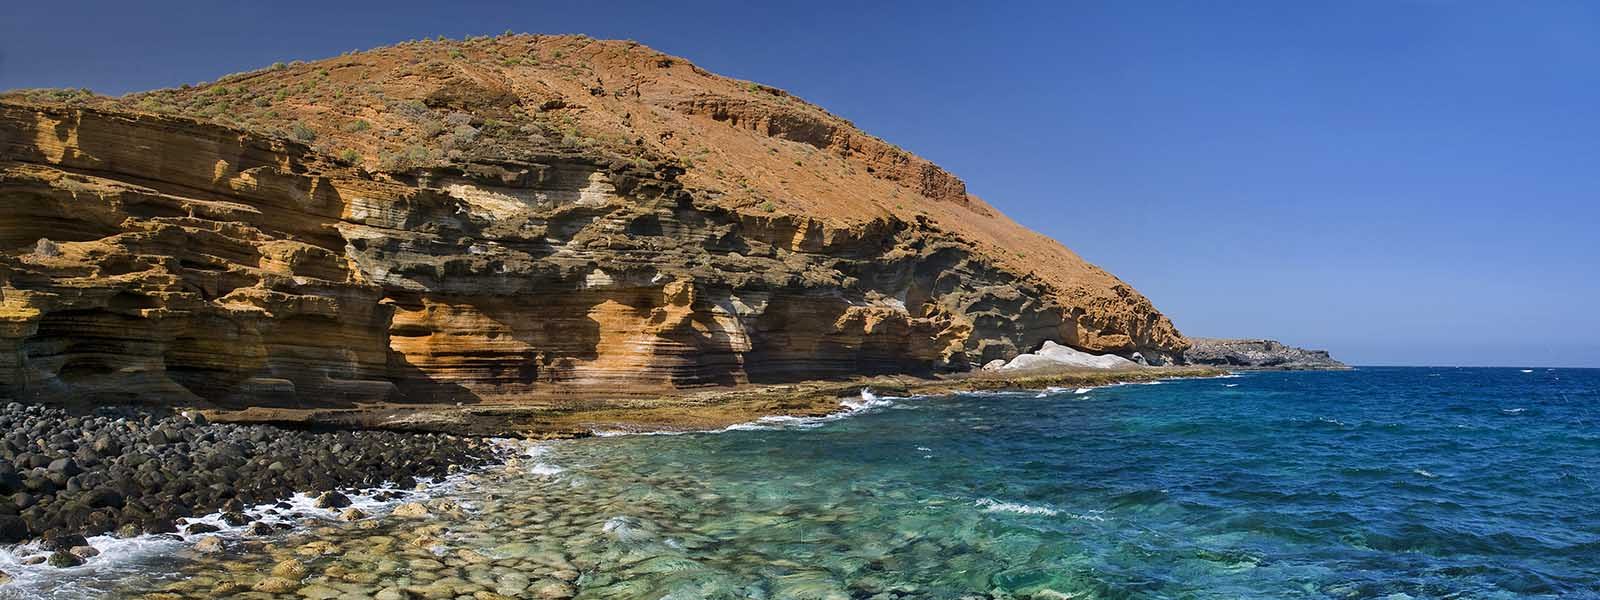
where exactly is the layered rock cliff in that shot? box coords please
[1185,338,1348,370]
[0,35,1188,408]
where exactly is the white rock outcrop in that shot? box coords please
[986,341,1137,371]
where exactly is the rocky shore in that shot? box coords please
[0,402,505,571]
[0,362,1227,588]
[1184,338,1349,370]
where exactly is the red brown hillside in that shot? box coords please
[0,34,1186,409]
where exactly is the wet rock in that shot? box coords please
[245,521,274,536]
[252,576,299,593]
[0,402,505,546]
[194,536,224,553]
[529,579,577,599]
[339,507,367,521]
[297,584,342,600]
[314,491,352,509]
[46,550,83,568]
[0,515,28,543]
[40,533,87,551]
[211,580,249,595]
[185,522,221,535]
[393,502,430,518]
[296,540,339,556]
[68,545,99,559]
[271,558,309,579]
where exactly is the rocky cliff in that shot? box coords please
[1185,338,1348,370]
[0,35,1188,409]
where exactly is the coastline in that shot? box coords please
[0,365,1224,567]
[24,367,1591,599]
[196,365,1230,438]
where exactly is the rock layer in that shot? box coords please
[0,36,1189,408]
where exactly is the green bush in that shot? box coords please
[376,144,433,171]
[289,122,317,143]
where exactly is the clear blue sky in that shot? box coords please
[3,1,1597,367]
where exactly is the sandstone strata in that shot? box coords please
[1184,338,1348,370]
[0,35,1188,409]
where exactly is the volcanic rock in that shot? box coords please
[0,35,1187,410]
[1184,338,1348,370]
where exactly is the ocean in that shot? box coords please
[14,367,1600,599]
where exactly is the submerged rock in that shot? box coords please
[392,502,431,519]
[251,576,299,593]
[193,536,224,553]
[271,558,308,579]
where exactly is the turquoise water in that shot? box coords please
[75,367,1600,599]
[526,368,1600,599]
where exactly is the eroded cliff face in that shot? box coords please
[0,104,1168,407]
[0,36,1188,408]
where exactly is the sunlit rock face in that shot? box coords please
[0,99,1183,408]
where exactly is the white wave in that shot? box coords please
[1521,369,1534,373]
[1501,408,1526,415]
[595,388,907,438]
[1414,469,1440,479]
[975,498,1059,516]
[491,440,568,477]
[1223,383,1239,387]
[590,428,691,437]
[0,447,509,598]
[1075,387,1093,394]
[840,388,896,411]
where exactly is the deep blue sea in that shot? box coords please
[27,367,1600,599]
[522,367,1600,599]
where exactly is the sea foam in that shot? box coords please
[975,498,1060,516]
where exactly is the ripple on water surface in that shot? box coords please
[41,368,1600,599]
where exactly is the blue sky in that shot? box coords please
[3,1,1596,367]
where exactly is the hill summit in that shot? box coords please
[0,34,1185,407]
